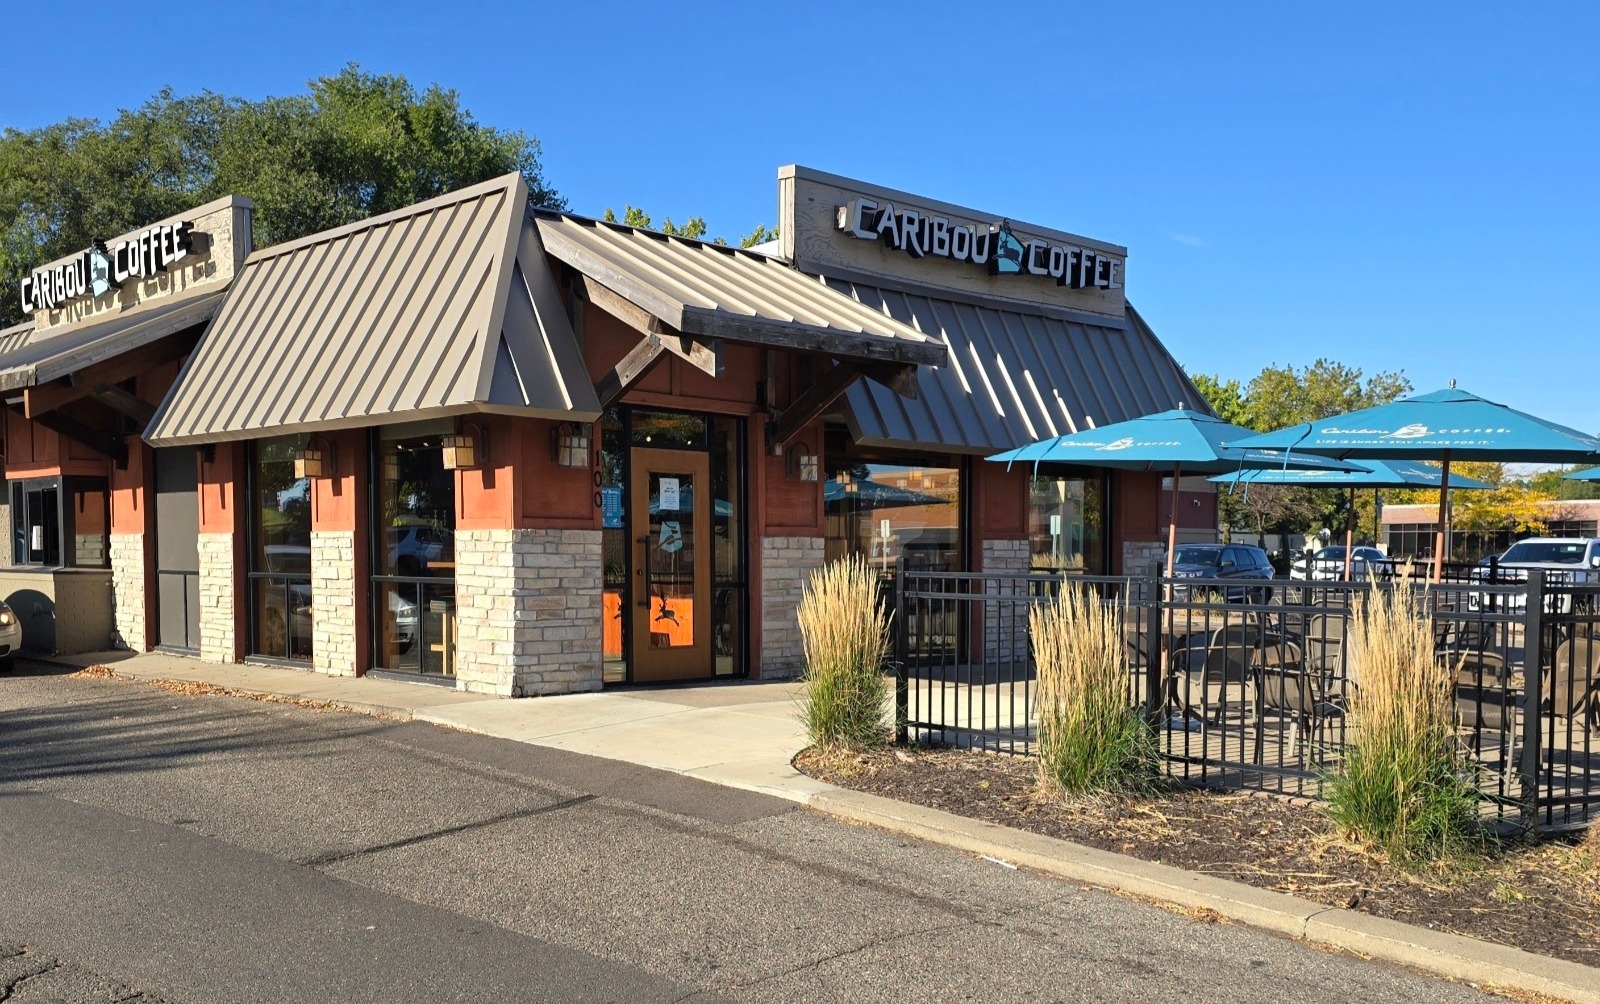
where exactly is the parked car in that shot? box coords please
[1470,537,1600,612]
[387,525,453,576]
[1169,544,1276,601]
[1290,545,1390,582]
[0,600,20,668]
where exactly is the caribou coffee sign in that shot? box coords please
[836,198,1123,290]
[20,220,201,313]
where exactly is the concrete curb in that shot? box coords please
[808,789,1600,1004]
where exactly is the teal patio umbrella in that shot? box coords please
[1226,387,1600,580]
[1563,465,1600,483]
[1210,460,1495,579]
[988,407,1362,581]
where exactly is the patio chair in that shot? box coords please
[1451,651,1519,784]
[1549,636,1600,735]
[1168,625,1260,725]
[1259,655,1345,765]
[1301,613,1350,679]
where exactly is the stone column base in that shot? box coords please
[760,536,824,679]
[198,532,236,663]
[312,530,357,676]
[455,528,603,697]
[109,532,147,651]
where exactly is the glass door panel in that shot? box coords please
[629,447,711,682]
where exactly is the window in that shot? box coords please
[11,476,108,568]
[1028,475,1106,574]
[825,461,963,573]
[371,423,457,677]
[248,435,312,662]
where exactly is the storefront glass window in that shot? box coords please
[248,435,312,661]
[1028,476,1106,574]
[710,416,742,677]
[824,462,963,573]
[601,410,627,683]
[630,411,706,450]
[372,423,456,677]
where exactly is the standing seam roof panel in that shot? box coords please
[147,173,599,446]
[825,273,1202,454]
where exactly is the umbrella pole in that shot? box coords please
[1432,452,1451,583]
[1166,462,1181,582]
[1343,486,1355,581]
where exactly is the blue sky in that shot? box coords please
[3,2,1596,431]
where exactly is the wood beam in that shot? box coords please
[23,333,191,419]
[661,334,723,379]
[594,334,667,409]
[28,408,128,467]
[684,311,948,368]
[769,361,865,450]
[92,384,158,426]
[574,274,723,379]
[538,225,688,329]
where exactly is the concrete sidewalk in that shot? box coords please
[40,650,1600,1003]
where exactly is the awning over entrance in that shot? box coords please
[0,291,225,394]
[533,213,946,369]
[146,173,599,447]
[827,279,1204,455]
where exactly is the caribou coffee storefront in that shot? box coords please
[1,166,1211,692]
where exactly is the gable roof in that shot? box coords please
[146,173,598,446]
[534,212,944,367]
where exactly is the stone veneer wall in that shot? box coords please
[197,532,236,662]
[109,533,146,650]
[311,530,358,676]
[759,536,824,679]
[981,538,1032,665]
[1122,540,1167,580]
[454,528,603,697]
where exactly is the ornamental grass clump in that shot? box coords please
[798,555,892,752]
[1031,586,1156,796]
[1325,584,1481,864]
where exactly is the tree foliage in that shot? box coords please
[1386,461,1557,536]
[0,66,561,325]
[1188,359,1412,549]
[602,205,776,249]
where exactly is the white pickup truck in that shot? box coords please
[1469,537,1600,612]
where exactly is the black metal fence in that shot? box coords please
[891,564,1599,835]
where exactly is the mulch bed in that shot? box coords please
[796,745,1600,968]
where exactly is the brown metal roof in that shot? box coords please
[830,279,1206,455]
[534,213,945,367]
[0,320,34,357]
[0,290,225,393]
[146,173,598,446]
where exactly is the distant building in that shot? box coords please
[1381,499,1600,563]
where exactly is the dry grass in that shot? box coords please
[797,555,892,752]
[1325,584,1481,864]
[1030,587,1157,796]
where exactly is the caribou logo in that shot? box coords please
[1386,423,1432,440]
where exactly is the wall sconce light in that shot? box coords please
[443,421,488,471]
[292,437,337,480]
[383,453,400,482]
[551,421,591,468]
[835,469,858,495]
[788,442,819,482]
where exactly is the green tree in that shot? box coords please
[1187,372,1248,426]
[1192,359,1412,550]
[0,66,561,325]
[602,205,776,249]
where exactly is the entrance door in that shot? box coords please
[154,447,201,651]
[629,447,712,682]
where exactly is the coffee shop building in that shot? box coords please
[0,166,1214,694]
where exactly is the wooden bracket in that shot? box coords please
[91,384,158,426]
[23,334,191,419]
[575,274,723,379]
[594,334,667,408]
[28,407,128,468]
[768,361,865,450]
